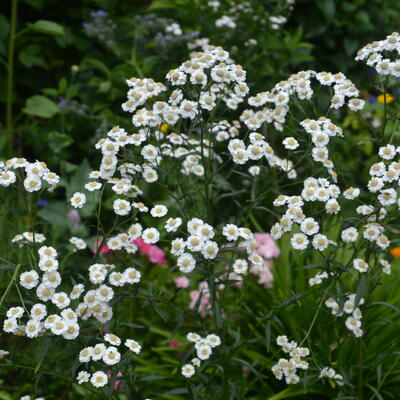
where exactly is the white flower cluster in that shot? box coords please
[215,15,236,29]
[0,157,60,192]
[243,70,361,132]
[228,132,297,179]
[271,335,309,384]
[319,367,344,386]
[270,177,341,251]
[171,219,261,275]
[77,334,141,387]
[69,236,87,250]
[11,232,46,246]
[20,396,45,400]
[0,349,9,359]
[269,15,287,30]
[326,294,364,338]
[300,118,345,180]
[355,32,400,77]
[165,22,182,36]
[3,242,141,340]
[181,332,221,378]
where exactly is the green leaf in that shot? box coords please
[18,44,45,68]
[0,14,10,40]
[148,0,177,10]
[0,391,12,400]
[37,201,70,229]
[23,95,60,118]
[98,81,111,93]
[30,20,64,36]
[58,77,68,94]
[316,0,335,20]
[80,57,109,74]
[48,131,73,154]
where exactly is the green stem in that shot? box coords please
[0,264,21,310]
[5,0,18,157]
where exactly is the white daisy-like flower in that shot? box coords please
[282,137,299,150]
[142,228,160,244]
[177,253,196,273]
[70,192,86,208]
[77,371,91,384]
[150,204,168,218]
[90,371,108,388]
[181,363,195,378]
[353,258,369,273]
[125,339,142,354]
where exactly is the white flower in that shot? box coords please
[282,137,299,150]
[201,240,219,259]
[125,339,141,354]
[25,319,41,338]
[312,234,329,251]
[7,306,24,319]
[222,224,240,241]
[92,343,107,361]
[51,292,71,309]
[353,258,369,273]
[206,334,221,348]
[105,333,121,346]
[70,192,86,208]
[79,347,93,363]
[20,270,39,289]
[113,199,131,216]
[341,227,358,242]
[300,218,319,235]
[84,181,102,191]
[123,267,141,284]
[232,259,248,274]
[187,332,201,342]
[30,304,47,320]
[90,371,108,388]
[197,344,212,360]
[291,233,309,250]
[23,175,42,192]
[77,371,90,384]
[102,346,121,365]
[165,217,182,232]
[142,228,160,244]
[181,363,195,378]
[177,253,196,273]
[379,144,396,160]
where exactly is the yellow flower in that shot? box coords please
[390,247,400,258]
[158,123,169,133]
[377,93,394,104]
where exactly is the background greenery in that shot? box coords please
[1,0,400,399]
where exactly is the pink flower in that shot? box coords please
[67,209,81,230]
[133,238,167,265]
[174,276,189,289]
[189,282,211,317]
[250,261,274,288]
[107,371,123,391]
[169,340,182,348]
[253,233,280,259]
[92,238,111,254]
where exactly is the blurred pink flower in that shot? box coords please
[107,371,123,391]
[254,233,280,259]
[250,261,274,288]
[91,237,167,265]
[67,209,81,230]
[189,282,211,317]
[133,238,167,265]
[174,276,189,288]
[92,238,111,254]
[169,340,182,348]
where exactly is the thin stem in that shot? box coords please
[5,0,18,157]
[0,264,21,310]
